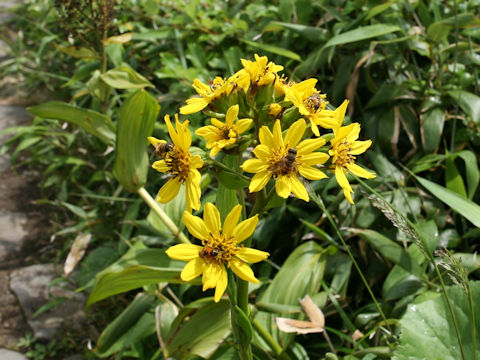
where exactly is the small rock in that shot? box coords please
[9,264,86,340]
[0,106,32,145]
[0,349,27,360]
[0,211,27,262]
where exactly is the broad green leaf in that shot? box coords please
[232,305,253,346]
[113,90,159,193]
[215,169,250,190]
[167,300,231,359]
[28,102,116,146]
[365,0,398,20]
[351,229,423,277]
[445,156,467,197]
[448,90,480,125]
[422,107,445,153]
[454,253,480,274]
[54,44,98,59]
[255,241,328,348]
[239,39,301,61]
[100,65,153,89]
[413,174,480,228]
[393,281,480,360]
[87,245,186,306]
[427,13,478,43]
[94,293,155,357]
[323,24,401,48]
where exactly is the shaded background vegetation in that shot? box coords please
[1,0,479,359]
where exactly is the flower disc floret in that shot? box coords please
[166,203,269,302]
[149,114,203,211]
[241,119,329,202]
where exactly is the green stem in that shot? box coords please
[137,187,190,244]
[209,159,251,182]
[252,318,291,360]
[306,185,392,336]
[354,175,466,359]
[249,186,276,217]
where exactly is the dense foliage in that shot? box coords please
[2,0,479,359]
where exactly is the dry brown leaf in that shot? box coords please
[352,329,365,341]
[64,233,91,276]
[299,295,325,327]
[275,317,324,334]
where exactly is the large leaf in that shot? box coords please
[255,241,328,348]
[448,90,480,125]
[28,102,116,146]
[100,65,154,89]
[393,281,480,360]
[239,39,301,61]
[113,90,159,193]
[167,300,231,359]
[413,174,480,228]
[421,107,445,153]
[323,24,401,48]
[87,244,186,306]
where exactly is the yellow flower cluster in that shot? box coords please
[148,54,376,300]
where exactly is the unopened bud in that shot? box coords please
[268,103,283,118]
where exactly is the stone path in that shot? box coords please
[0,2,86,358]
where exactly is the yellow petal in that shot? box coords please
[196,125,218,138]
[180,257,205,281]
[335,166,352,193]
[148,137,165,147]
[152,160,170,173]
[253,144,272,160]
[176,115,191,150]
[299,152,329,166]
[334,99,349,127]
[346,163,376,179]
[164,115,180,147]
[275,175,292,199]
[223,204,242,238]
[236,247,269,263]
[230,258,259,283]
[241,158,268,173]
[272,120,284,149]
[157,178,181,203]
[191,155,203,169]
[186,178,201,212]
[204,202,221,235]
[350,140,372,155]
[343,187,354,204]
[233,215,259,243]
[235,119,253,134]
[290,176,309,201]
[346,123,361,143]
[202,263,218,290]
[214,265,228,302]
[284,118,306,148]
[183,211,210,241]
[248,171,272,192]
[180,97,208,115]
[166,244,202,261]
[259,125,274,148]
[296,138,326,156]
[298,165,328,180]
[313,115,337,130]
[226,105,239,125]
[310,120,320,136]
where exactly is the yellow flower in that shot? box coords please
[285,79,337,136]
[241,54,283,87]
[329,122,375,204]
[195,105,253,156]
[166,203,269,302]
[180,77,228,115]
[268,103,283,118]
[149,114,203,211]
[241,119,329,201]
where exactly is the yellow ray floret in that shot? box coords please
[166,203,269,302]
[241,119,329,202]
[195,105,252,156]
[149,114,203,211]
[329,121,375,204]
